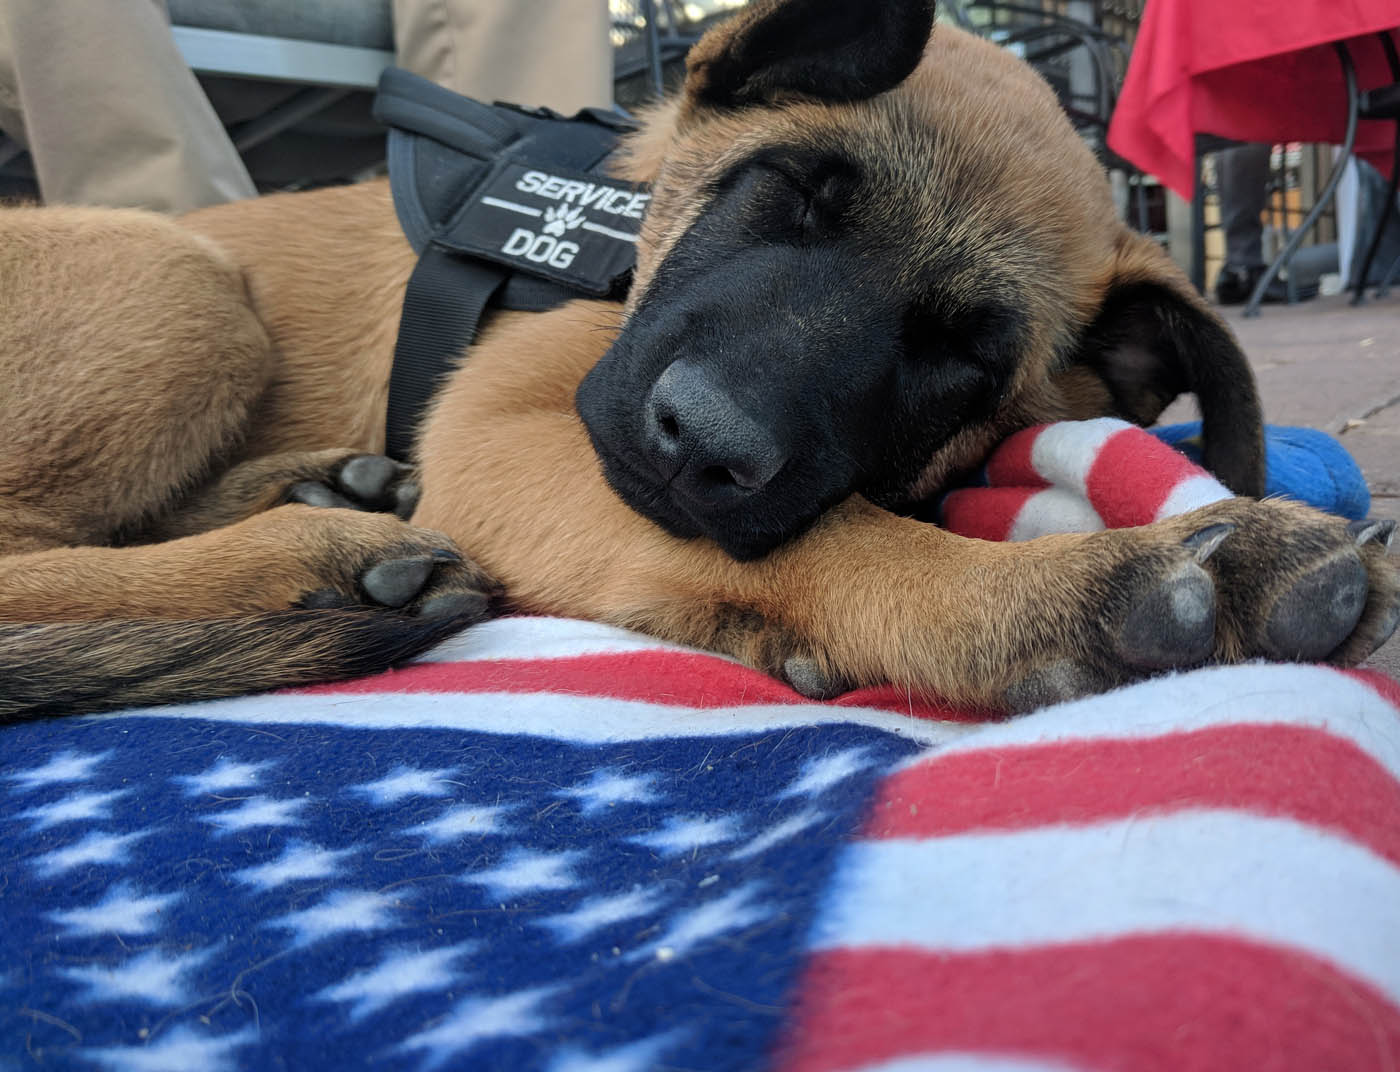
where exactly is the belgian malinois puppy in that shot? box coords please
[2,0,1395,720]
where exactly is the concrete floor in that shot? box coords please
[1163,288,1400,676]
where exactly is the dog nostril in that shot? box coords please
[658,414,680,442]
[700,465,738,488]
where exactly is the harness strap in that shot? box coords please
[385,247,507,462]
[375,68,644,461]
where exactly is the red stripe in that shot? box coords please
[940,487,1038,541]
[985,425,1048,488]
[1086,426,1205,527]
[863,723,1400,867]
[295,650,984,720]
[779,938,1400,1072]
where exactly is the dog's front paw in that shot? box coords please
[1198,500,1399,665]
[272,507,501,623]
[1003,499,1399,712]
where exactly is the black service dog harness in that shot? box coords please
[373,68,647,459]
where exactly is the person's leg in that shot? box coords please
[392,0,612,112]
[1218,142,1270,270]
[1213,143,1293,305]
[0,0,255,212]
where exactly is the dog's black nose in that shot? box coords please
[645,359,788,502]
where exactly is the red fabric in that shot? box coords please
[781,939,1400,1072]
[1108,0,1400,199]
[865,723,1400,866]
[299,648,986,720]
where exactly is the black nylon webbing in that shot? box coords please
[385,245,507,461]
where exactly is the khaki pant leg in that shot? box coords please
[0,0,255,212]
[392,0,612,113]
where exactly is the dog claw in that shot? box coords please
[290,481,357,510]
[1372,600,1400,653]
[1114,560,1216,670]
[361,554,436,608]
[1265,553,1369,661]
[1183,523,1235,563]
[1348,519,1396,550]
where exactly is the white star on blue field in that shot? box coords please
[2,719,918,1071]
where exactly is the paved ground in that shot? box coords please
[1164,289,1400,676]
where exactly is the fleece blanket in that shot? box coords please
[3,419,1399,1072]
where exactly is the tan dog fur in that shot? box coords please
[0,12,1394,718]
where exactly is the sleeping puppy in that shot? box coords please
[0,0,1394,719]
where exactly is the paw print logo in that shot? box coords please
[543,203,585,237]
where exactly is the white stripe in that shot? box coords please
[1027,418,1130,494]
[1153,472,1232,520]
[811,811,1400,1006]
[580,220,638,242]
[850,1056,1083,1072]
[1006,487,1106,541]
[480,196,542,218]
[93,690,972,746]
[906,662,1400,786]
[416,616,689,663]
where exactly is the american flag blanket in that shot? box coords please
[4,419,1399,1071]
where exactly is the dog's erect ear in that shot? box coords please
[685,0,936,108]
[1068,237,1265,497]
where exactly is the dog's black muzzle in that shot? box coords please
[576,246,904,560]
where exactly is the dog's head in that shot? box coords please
[575,0,1262,560]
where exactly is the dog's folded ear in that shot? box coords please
[1066,233,1265,497]
[685,0,936,108]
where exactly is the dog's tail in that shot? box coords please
[0,608,478,722]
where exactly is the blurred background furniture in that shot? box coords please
[0,0,744,199]
[945,2,1159,238]
[1108,0,1399,314]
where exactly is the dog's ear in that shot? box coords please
[685,0,936,108]
[1066,234,1265,497]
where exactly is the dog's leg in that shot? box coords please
[0,206,276,556]
[0,502,500,720]
[0,503,496,623]
[143,449,421,540]
[0,206,491,628]
[415,309,1399,713]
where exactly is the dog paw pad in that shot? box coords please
[1265,553,1369,661]
[361,554,437,608]
[783,655,844,699]
[339,455,404,505]
[1114,560,1216,670]
[393,480,422,519]
[418,590,491,621]
[1004,660,1105,714]
[289,481,357,510]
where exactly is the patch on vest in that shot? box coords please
[440,160,648,296]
